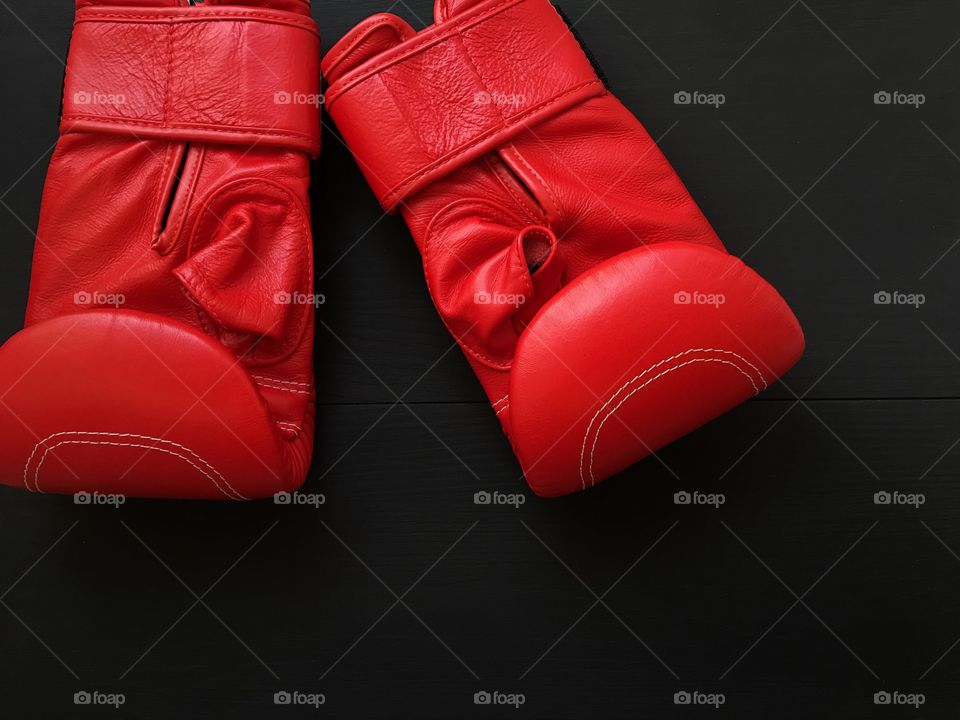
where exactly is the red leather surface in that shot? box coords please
[323,0,805,496]
[324,0,604,210]
[62,4,321,155]
[0,313,308,499]
[510,243,804,497]
[0,0,319,499]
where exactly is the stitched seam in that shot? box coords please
[149,143,176,249]
[163,20,173,124]
[166,145,206,247]
[492,394,509,407]
[253,375,312,388]
[578,350,766,489]
[25,432,244,499]
[591,348,767,410]
[326,0,529,105]
[505,144,563,226]
[577,347,766,487]
[323,16,407,75]
[33,442,239,500]
[488,156,542,224]
[75,12,319,35]
[61,115,318,144]
[382,80,602,208]
[24,432,239,495]
[255,380,310,395]
[585,359,758,488]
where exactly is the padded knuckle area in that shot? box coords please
[508,242,804,497]
[0,311,307,499]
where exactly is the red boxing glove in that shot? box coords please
[0,0,321,499]
[323,0,805,497]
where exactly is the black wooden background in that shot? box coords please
[1,1,959,718]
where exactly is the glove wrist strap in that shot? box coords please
[325,0,605,212]
[61,6,322,156]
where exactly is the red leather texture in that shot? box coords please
[324,0,604,211]
[323,0,805,497]
[0,0,320,499]
[62,5,321,155]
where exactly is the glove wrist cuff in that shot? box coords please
[324,0,604,212]
[61,5,322,156]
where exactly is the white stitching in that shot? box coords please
[34,442,241,500]
[578,349,767,489]
[255,380,311,395]
[492,394,509,408]
[496,403,510,416]
[24,432,245,500]
[252,375,312,388]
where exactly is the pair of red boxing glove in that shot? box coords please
[0,0,804,500]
